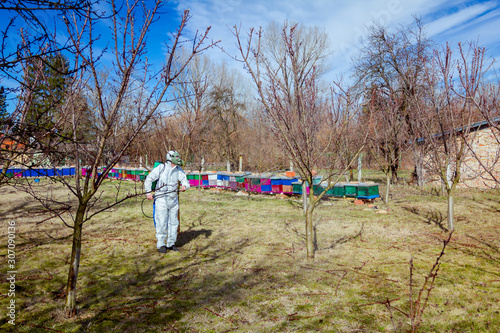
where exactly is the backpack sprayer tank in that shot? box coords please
[151,161,162,191]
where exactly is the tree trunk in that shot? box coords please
[349,168,354,182]
[416,161,425,187]
[357,154,362,183]
[305,205,314,258]
[385,172,391,206]
[391,164,398,184]
[302,181,314,258]
[302,182,308,214]
[447,194,454,231]
[65,205,85,316]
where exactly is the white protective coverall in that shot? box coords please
[144,162,190,249]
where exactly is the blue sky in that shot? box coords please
[1,0,499,95]
[166,0,500,79]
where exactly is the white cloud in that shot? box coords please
[425,2,497,38]
[172,0,481,79]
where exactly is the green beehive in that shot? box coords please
[344,183,357,197]
[356,183,380,199]
[292,182,303,194]
[312,176,323,184]
[324,185,335,197]
[187,174,195,180]
[251,177,261,185]
[313,184,335,197]
[313,184,323,195]
[333,183,346,197]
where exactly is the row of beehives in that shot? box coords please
[2,167,76,177]
[185,172,380,200]
[3,166,379,199]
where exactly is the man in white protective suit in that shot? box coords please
[144,150,190,253]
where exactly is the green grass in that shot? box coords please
[0,177,499,332]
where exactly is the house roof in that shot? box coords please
[461,117,499,133]
[415,117,499,144]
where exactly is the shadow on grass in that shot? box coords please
[401,206,448,232]
[466,235,500,255]
[71,234,256,332]
[5,223,266,332]
[0,202,30,220]
[176,229,212,247]
[286,196,340,211]
[322,222,364,251]
[450,235,500,266]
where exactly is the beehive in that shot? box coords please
[208,173,217,187]
[344,183,357,197]
[356,183,380,199]
[261,185,272,192]
[292,181,303,194]
[270,177,282,193]
[333,183,346,197]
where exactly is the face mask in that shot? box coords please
[167,151,183,166]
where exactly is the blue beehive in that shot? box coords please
[261,185,272,192]
[282,177,297,186]
[270,177,282,185]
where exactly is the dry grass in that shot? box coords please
[0,177,499,332]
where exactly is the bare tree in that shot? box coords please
[207,63,247,170]
[415,42,488,230]
[365,87,407,205]
[245,103,285,172]
[354,19,432,184]
[232,21,365,258]
[171,53,213,168]
[15,0,216,315]
[0,0,98,73]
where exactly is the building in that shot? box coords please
[422,119,499,189]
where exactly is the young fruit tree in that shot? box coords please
[231,21,365,258]
[15,0,216,315]
[416,42,490,230]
